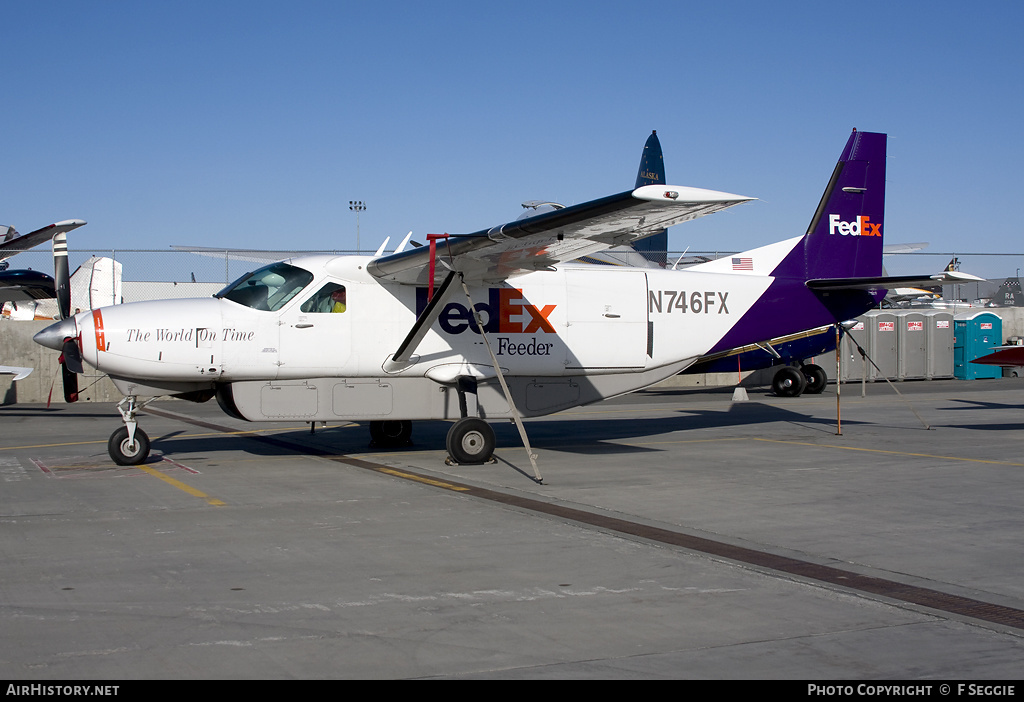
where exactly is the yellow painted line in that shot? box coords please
[1,439,108,451]
[0,424,341,452]
[137,464,226,506]
[354,436,747,459]
[301,434,1023,471]
[375,467,470,491]
[751,438,1024,467]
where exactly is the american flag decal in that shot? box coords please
[731,257,753,271]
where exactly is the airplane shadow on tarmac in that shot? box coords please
[934,398,1024,431]
[137,399,864,463]
[513,400,863,455]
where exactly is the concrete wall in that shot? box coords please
[997,306,1024,340]
[1,319,121,405]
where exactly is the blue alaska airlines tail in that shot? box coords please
[631,130,668,266]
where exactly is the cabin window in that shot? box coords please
[300,283,347,314]
[216,262,314,311]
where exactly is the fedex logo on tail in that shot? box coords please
[828,214,881,237]
[416,287,556,336]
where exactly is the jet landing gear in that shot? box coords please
[109,396,152,465]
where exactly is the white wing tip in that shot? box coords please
[932,271,985,283]
[632,184,755,203]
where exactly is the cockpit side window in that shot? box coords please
[300,283,347,313]
[216,262,314,311]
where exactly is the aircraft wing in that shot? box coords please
[169,246,349,263]
[0,220,86,261]
[882,242,928,255]
[367,185,753,286]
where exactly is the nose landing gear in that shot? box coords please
[109,396,152,465]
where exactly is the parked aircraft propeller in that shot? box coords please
[51,232,79,403]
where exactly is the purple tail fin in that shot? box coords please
[775,129,887,281]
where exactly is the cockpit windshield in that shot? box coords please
[216,262,314,311]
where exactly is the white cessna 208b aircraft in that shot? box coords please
[35,130,974,467]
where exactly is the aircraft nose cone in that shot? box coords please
[33,317,77,351]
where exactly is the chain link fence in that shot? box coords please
[4,248,1022,305]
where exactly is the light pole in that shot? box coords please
[349,200,366,253]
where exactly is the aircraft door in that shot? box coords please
[277,282,353,377]
[563,269,647,370]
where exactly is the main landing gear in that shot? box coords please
[366,377,499,465]
[445,417,496,465]
[366,417,497,464]
[772,363,827,398]
[444,376,497,465]
[109,396,152,465]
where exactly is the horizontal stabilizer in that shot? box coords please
[806,270,985,292]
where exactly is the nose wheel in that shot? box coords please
[109,396,152,465]
[109,426,151,466]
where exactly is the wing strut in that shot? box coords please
[458,273,543,483]
[383,270,459,373]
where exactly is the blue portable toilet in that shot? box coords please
[954,311,1003,379]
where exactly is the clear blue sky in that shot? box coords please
[4,1,1022,278]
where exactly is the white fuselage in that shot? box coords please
[71,254,777,421]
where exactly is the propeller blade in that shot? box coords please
[61,338,84,374]
[53,232,71,320]
[61,363,79,403]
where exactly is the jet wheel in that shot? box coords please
[802,364,828,394]
[772,366,807,398]
[446,418,495,465]
[369,420,412,447]
[108,426,151,466]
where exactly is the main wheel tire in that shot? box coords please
[802,364,828,394]
[772,366,807,397]
[446,418,495,465]
[108,426,150,466]
[369,420,412,447]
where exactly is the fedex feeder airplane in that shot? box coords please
[35,129,976,468]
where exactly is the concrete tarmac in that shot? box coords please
[1,379,1023,679]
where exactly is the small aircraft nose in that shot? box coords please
[33,317,77,351]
